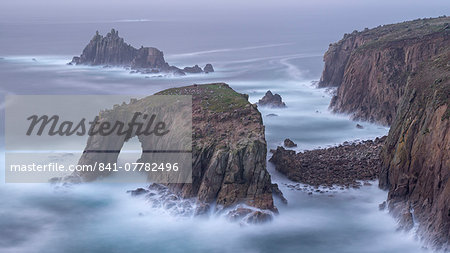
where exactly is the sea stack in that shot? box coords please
[70,29,214,76]
[258,91,286,108]
[69,83,278,218]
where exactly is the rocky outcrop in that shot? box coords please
[203,64,214,73]
[157,83,276,212]
[269,137,386,188]
[71,83,276,214]
[70,29,137,66]
[183,65,203,73]
[283,138,297,148]
[131,47,169,70]
[319,16,449,250]
[319,17,449,125]
[379,50,449,251]
[257,91,286,108]
[70,29,214,76]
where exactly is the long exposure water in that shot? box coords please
[0,14,438,252]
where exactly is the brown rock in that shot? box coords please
[246,211,272,224]
[284,138,297,148]
[258,91,286,108]
[379,201,387,211]
[379,51,449,250]
[319,16,449,250]
[126,188,149,196]
[227,207,253,222]
[269,137,385,188]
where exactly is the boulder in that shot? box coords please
[284,138,297,148]
[70,29,211,76]
[258,91,286,108]
[203,63,214,73]
[183,65,203,73]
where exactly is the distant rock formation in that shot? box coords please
[203,64,214,73]
[319,17,449,126]
[257,91,286,108]
[69,29,214,76]
[283,138,297,148]
[183,65,203,73]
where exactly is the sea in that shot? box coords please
[0,11,441,252]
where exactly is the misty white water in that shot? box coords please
[0,15,437,252]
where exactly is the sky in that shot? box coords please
[0,0,448,25]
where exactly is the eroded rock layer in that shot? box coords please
[157,83,275,211]
[320,17,449,125]
[379,51,449,251]
[319,16,449,250]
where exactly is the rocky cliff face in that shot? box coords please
[70,29,214,75]
[71,29,138,66]
[320,17,449,125]
[131,47,169,70]
[156,83,275,212]
[319,16,449,250]
[71,83,276,213]
[379,50,449,251]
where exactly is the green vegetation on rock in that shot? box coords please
[156,83,250,112]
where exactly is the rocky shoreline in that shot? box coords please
[269,137,386,188]
[127,183,274,224]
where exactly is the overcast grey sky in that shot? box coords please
[1,0,448,24]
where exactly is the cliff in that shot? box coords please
[70,83,276,214]
[157,83,275,212]
[319,16,449,250]
[70,29,214,75]
[379,50,449,251]
[319,16,449,125]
